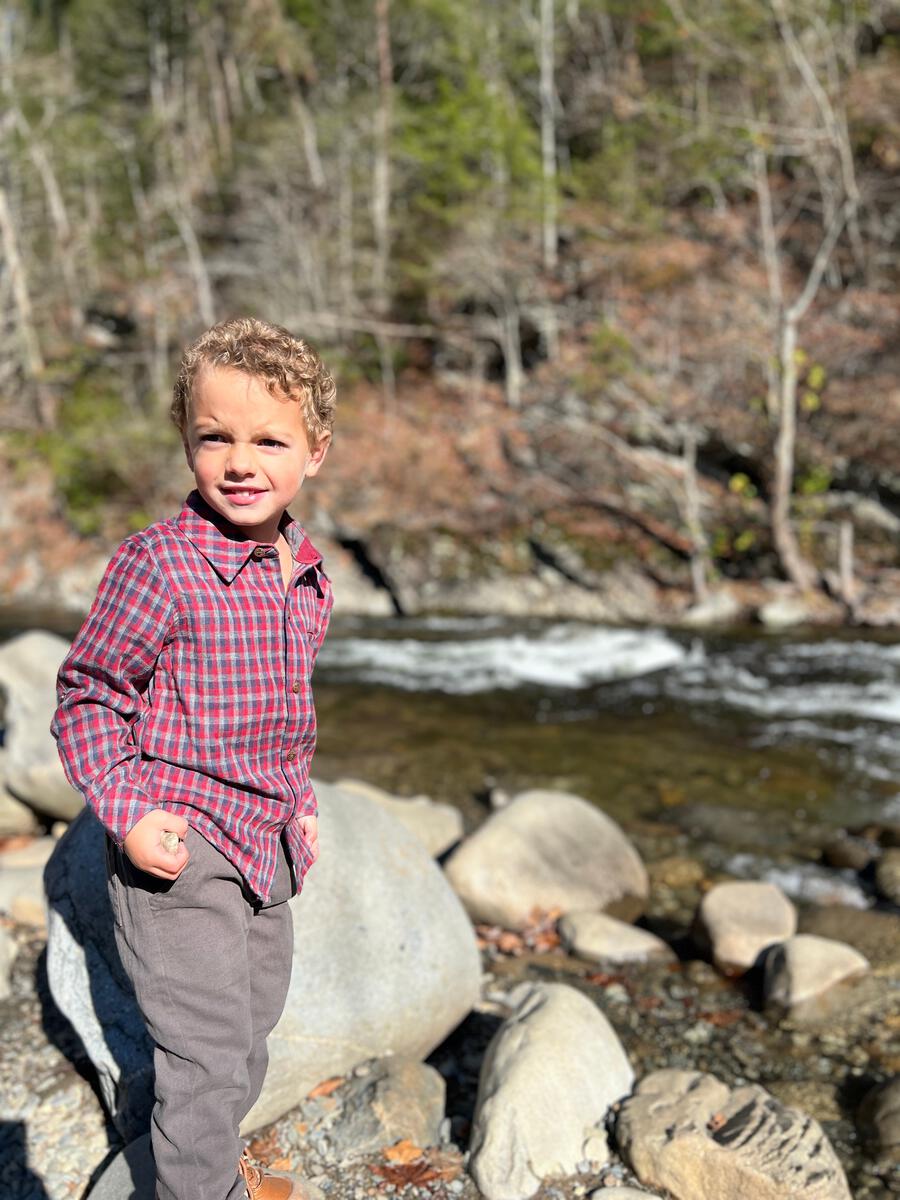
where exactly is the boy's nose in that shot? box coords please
[225,443,254,475]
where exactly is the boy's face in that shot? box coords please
[183,367,329,544]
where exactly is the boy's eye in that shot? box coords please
[259,438,285,448]
[199,432,227,443]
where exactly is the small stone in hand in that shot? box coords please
[160,830,181,855]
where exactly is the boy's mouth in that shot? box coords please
[220,487,266,504]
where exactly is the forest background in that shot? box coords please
[1,0,899,624]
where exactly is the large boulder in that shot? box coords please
[444,791,648,930]
[469,982,634,1200]
[335,778,463,857]
[43,781,481,1142]
[616,1069,851,1200]
[0,631,82,821]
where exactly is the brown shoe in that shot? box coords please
[238,1151,324,1200]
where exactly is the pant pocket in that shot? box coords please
[105,835,123,928]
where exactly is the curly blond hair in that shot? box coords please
[171,317,336,446]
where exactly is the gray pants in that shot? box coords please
[107,827,294,1200]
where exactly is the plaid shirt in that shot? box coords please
[52,491,333,901]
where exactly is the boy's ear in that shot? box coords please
[304,432,331,478]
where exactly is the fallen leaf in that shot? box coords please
[307,1076,344,1099]
[246,1131,283,1163]
[372,1162,440,1186]
[699,1009,743,1028]
[268,1157,293,1172]
[383,1139,424,1164]
[585,971,628,988]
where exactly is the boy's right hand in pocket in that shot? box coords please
[123,809,190,880]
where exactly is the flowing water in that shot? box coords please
[314,617,900,903]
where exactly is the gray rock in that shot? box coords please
[764,934,870,1021]
[616,1068,851,1200]
[679,589,745,628]
[694,881,796,974]
[875,847,900,905]
[0,833,58,869]
[469,982,634,1200]
[83,1134,154,1200]
[0,631,82,820]
[821,833,875,872]
[0,924,14,999]
[0,860,47,927]
[589,1191,664,1200]
[559,911,676,965]
[44,781,481,1142]
[444,790,648,931]
[335,778,463,857]
[758,594,816,630]
[320,1057,446,1161]
[0,754,41,836]
[857,1076,900,1152]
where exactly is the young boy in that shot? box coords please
[51,317,335,1200]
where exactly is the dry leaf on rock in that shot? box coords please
[307,1076,345,1099]
[383,1139,424,1164]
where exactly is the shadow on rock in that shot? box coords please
[42,809,154,1143]
[0,1120,53,1200]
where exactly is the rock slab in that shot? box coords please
[44,781,481,1141]
[695,880,797,974]
[319,1057,446,1161]
[444,790,648,930]
[0,631,82,821]
[469,981,634,1200]
[616,1068,851,1200]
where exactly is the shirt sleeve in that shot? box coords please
[51,538,175,844]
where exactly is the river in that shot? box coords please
[313,617,900,907]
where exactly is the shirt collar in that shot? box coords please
[175,491,324,584]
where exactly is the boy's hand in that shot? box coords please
[298,813,319,864]
[123,809,191,880]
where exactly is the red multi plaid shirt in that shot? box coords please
[52,491,333,901]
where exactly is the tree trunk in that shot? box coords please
[0,186,44,382]
[771,312,818,591]
[539,0,558,273]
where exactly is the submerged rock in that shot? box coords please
[875,848,900,905]
[444,790,648,930]
[469,981,634,1200]
[616,1068,851,1200]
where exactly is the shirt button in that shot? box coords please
[252,546,267,560]
[285,748,297,762]
[291,680,301,694]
